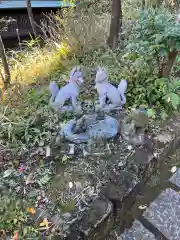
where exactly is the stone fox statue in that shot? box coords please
[95,67,127,112]
[48,66,84,112]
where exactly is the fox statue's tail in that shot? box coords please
[118,79,128,105]
[49,81,59,105]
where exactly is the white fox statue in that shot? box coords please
[48,66,83,112]
[95,67,128,112]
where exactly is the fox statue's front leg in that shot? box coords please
[95,92,107,111]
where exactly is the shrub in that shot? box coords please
[120,8,180,114]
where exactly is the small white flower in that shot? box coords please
[170,166,177,173]
[118,161,124,167]
[69,182,73,189]
[127,145,133,150]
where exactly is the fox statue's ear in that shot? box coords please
[95,67,108,83]
[70,66,82,79]
[76,65,81,71]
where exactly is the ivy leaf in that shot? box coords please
[159,48,168,57]
[152,33,163,44]
[147,108,155,118]
[62,155,70,163]
[176,41,180,51]
[39,140,44,147]
[161,111,168,120]
[134,59,144,66]
[176,55,180,62]
[171,93,180,110]
[39,175,50,185]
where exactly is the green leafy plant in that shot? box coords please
[0,192,27,231]
[120,8,180,115]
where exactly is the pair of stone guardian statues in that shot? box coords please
[49,66,128,113]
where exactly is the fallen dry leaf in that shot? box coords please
[40,222,45,227]
[44,218,49,229]
[12,231,18,240]
[25,172,34,185]
[40,218,51,229]
[27,207,36,214]
[0,229,6,236]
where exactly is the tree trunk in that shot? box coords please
[0,35,10,87]
[152,0,163,8]
[107,0,122,49]
[160,51,178,77]
[142,0,145,9]
[26,0,38,38]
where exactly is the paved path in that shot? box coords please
[117,168,180,240]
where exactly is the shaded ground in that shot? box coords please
[107,139,180,239]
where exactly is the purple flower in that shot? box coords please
[39,204,44,209]
[18,165,25,172]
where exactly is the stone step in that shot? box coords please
[118,220,156,240]
[143,188,180,240]
[169,168,180,188]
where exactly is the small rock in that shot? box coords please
[37,196,41,201]
[46,146,51,157]
[170,166,177,173]
[138,205,147,210]
[68,144,75,155]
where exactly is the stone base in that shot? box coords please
[143,188,180,240]
[170,168,180,188]
[100,171,139,218]
[118,220,156,240]
[68,195,114,240]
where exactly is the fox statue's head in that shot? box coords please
[95,67,108,84]
[69,66,84,85]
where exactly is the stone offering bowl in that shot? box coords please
[60,114,119,144]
